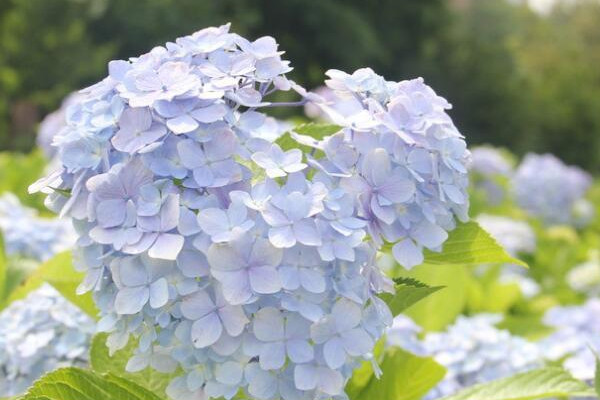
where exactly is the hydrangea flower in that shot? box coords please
[419,315,542,399]
[540,299,600,381]
[0,284,95,396]
[31,25,469,400]
[0,193,76,262]
[469,146,513,205]
[511,153,593,226]
[37,92,85,160]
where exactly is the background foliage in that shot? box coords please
[2,0,600,170]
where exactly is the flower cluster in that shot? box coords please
[0,193,76,262]
[470,146,513,205]
[541,298,600,381]
[0,284,95,396]
[31,25,470,400]
[37,92,85,161]
[418,314,542,399]
[511,153,593,226]
[385,314,425,356]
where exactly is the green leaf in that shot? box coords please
[6,251,97,318]
[348,349,446,400]
[440,367,597,400]
[379,277,444,316]
[423,221,528,268]
[276,123,341,151]
[293,122,341,138]
[19,367,163,400]
[90,333,178,397]
[394,264,469,331]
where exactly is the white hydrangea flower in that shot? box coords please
[0,284,95,396]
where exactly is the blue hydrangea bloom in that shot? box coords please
[511,153,593,226]
[0,193,76,262]
[541,299,600,382]
[0,284,95,396]
[470,146,513,205]
[419,315,542,399]
[31,25,470,400]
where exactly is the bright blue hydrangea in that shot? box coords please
[0,193,76,262]
[540,298,600,382]
[511,153,593,226]
[469,146,513,205]
[31,24,470,400]
[0,284,95,396]
[417,314,541,399]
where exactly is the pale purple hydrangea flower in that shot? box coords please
[0,284,95,397]
[469,146,513,205]
[30,25,470,400]
[512,153,593,226]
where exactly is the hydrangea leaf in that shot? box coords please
[5,251,97,318]
[439,367,596,400]
[379,277,444,317]
[19,367,163,400]
[347,348,446,400]
[90,333,178,397]
[276,123,341,152]
[393,264,469,331]
[423,221,528,268]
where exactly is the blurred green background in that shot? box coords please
[1,0,600,170]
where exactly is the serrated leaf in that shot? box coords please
[379,278,444,316]
[424,221,528,268]
[20,367,163,400]
[6,251,97,318]
[440,367,596,400]
[394,264,469,331]
[91,333,178,397]
[347,349,446,400]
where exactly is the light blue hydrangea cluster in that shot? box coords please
[511,153,593,226]
[31,25,470,400]
[476,214,540,297]
[541,298,600,381]
[0,284,95,396]
[385,314,426,356]
[419,315,541,399]
[470,146,513,205]
[0,193,76,261]
[37,92,85,161]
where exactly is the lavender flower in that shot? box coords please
[512,153,592,226]
[30,25,470,400]
[541,299,600,381]
[0,193,76,262]
[0,284,95,397]
[469,146,513,205]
